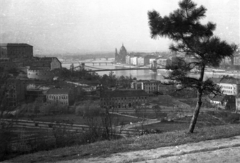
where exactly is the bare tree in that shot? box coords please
[135,105,148,134]
[0,68,12,118]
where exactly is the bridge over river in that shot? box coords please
[73,64,163,72]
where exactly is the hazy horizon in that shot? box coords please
[0,0,239,55]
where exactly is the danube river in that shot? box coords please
[62,59,240,81]
[62,62,165,80]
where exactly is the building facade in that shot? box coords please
[0,43,33,60]
[125,55,130,64]
[26,57,62,70]
[131,56,138,65]
[217,77,240,96]
[156,57,168,67]
[46,88,74,106]
[236,95,240,111]
[100,89,148,109]
[131,80,162,94]
[210,76,240,111]
[26,57,62,80]
[137,56,144,66]
[234,56,240,66]
[144,55,156,65]
[27,68,54,80]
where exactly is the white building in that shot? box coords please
[149,58,156,65]
[156,57,168,67]
[131,56,138,65]
[27,68,54,80]
[236,95,240,111]
[217,77,240,96]
[125,55,131,64]
[218,83,238,95]
[131,80,161,94]
[137,56,144,66]
[234,56,240,66]
[26,57,62,80]
[46,88,74,106]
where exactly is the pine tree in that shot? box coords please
[148,0,237,133]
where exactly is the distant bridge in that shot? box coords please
[73,65,164,72]
[63,61,115,66]
[70,61,166,72]
[85,67,165,72]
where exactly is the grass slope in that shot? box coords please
[9,124,240,163]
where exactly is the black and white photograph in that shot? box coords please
[0,0,239,162]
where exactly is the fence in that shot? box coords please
[0,118,143,153]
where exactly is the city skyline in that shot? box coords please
[0,0,239,54]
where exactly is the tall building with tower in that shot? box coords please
[115,44,128,63]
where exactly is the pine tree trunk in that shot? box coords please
[188,90,203,133]
[188,65,205,133]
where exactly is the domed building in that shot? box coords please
[115,44,128,63]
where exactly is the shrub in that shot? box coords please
[0,122,16,161]
[39,102,68,115]
[225,113,240,124]
[75,105,85,116]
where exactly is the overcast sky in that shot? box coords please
[0,0,239,54]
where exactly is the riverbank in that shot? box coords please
[62,61,240,81]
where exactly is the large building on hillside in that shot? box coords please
[131,80,162,94]
[115,44,128,63]
[25,57,62,80]
[46,88,74,106]
[210,77,240,96]
[24,57,62,70]
[0,43,33,60]
[100,89,148,110]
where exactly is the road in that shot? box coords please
[59,135,240,163]
[138,146,240,163]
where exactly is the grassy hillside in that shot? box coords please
[8,123,240,163]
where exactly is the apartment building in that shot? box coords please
[100,89,148,109]
[131,80,162,94]
[46,88,74,106]
[0,43,33,60]
[26,57,62,80]
[130,56,138,65]
[217,77,240,96]
[137,56,144,66]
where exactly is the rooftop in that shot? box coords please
[209,95,225,102]
[46,88,71,95]
[133,80,161,83]
[0,43,32,47]
[208,77,240,85]
[219,76,240,84]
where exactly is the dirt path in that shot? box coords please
[58,135,240,163]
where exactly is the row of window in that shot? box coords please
[101,97,147,101]
[145,87,157,90]
[103,103,132,108]
[48,95,68,100]
[144,83,159,86]
[221,86,234,89]
[223,90,234,94]
[28,73,49,75]
[49,101,68,105]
